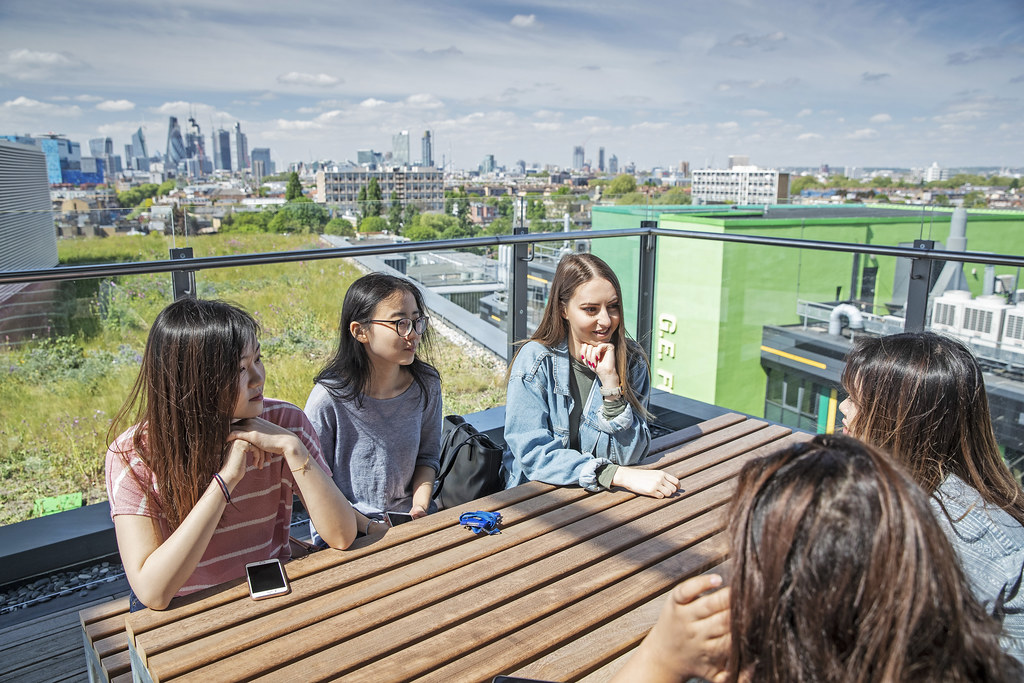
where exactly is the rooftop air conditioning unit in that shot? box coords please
[932,290,972,333]
[1002,303,1024,350]
[958,294,1010,346]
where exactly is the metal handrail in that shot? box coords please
[4,226,1024,285]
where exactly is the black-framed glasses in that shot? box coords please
[370,316,430,337]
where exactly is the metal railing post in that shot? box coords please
[508,194,530,362]
[637,222,657,360]
[904,239,935,332]
[169,247,196,300]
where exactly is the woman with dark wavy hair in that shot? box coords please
[106,299,360,610]
[841,331,1024,662]
[616,435,1020,682]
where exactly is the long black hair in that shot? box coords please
[314,272,437,407]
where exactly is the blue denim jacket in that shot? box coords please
[933,474,1024,666]
[502,339,651,492]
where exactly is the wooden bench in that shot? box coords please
[79,596,132,683]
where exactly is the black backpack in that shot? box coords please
[432,415,505,510]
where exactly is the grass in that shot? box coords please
[0,233,506,525]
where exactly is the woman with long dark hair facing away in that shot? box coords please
[503,253,678,498]
[616,435,1020,682]
[841,331,1024,663]
[305,273,441,537]
[106,299,359,611]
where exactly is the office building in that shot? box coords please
[608,155,618,175]
[89,137,121,178]
[421,131,433,167]
[166,116,186,168]
[250,148,273,176]
[393,131,410,167]
[0,140,59,341]
[691,166,790,205]
[728,155,750,169]
[572,146,584,171]
[125,127,149,171]
[232,122,248,172]
[480,154,496,174]
[598,147,605,173]
[212,129,231,171]
[925,162,948,182]
[315,165,443,213]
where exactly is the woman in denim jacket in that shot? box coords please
[503,253,679,498]
[840,332,1024,665]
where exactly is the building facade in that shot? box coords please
[315,165,443,213]
[421,131,433,167]
[392,131,410,167]
[690,166,790,204]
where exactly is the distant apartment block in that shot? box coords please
[691,166,790,205]
[315,165,444,212]
[925,162,949,182]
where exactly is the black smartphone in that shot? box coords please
[385,511,414,527]
[245,558,291,600]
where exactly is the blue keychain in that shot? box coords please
[459,511,502,535]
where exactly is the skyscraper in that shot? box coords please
[89,137,113,157]
[572,146,584,171]
[185,117,209,174]
[393,131,410,167]
[609,155,618,175]
[598,147,605,173]
[421,130,433,167]
[166,116,186,168]
[250,148,273,176]
[232,122,248,172]
[130,127,149,171]
[212,128,231,171]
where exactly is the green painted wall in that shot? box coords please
[591,205,1024,418]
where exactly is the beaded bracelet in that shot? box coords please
[212,473,231,504]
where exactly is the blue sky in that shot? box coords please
[0,0,1021,171]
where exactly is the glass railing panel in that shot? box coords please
[0,242,508,524]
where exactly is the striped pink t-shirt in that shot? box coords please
[105,399,330,596]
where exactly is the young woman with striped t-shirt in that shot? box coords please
[105,298,361,611]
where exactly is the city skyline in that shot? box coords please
[0,0,1021,171]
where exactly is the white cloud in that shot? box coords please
[742,109,770,117]
[405,93,443,109]
[276,72,341,87]
[96,99,135,112]
[74,94,102,102]
[797,133,823,141]
[360,98,388,108]
[2,96,81,116]
[511,14,538,28]
[848,128,879,140]
[273,118,322,131]
[0,48,85,80]
[869,113,892,123]
[716,121,739,132]
[797,108,813,118]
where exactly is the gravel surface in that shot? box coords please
[0,560,126,615]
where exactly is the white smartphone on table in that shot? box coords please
[245,558,291,600]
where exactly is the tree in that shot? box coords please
[526,198,546,220]
[285,172,303,201]
[325,217,355,236]
[657,187,692,205]
[963,190,987,208]
[388,192,403,233]
[404,223,439,241]
[268,201,328,233]
[605,174,637,197]
[789,176,823,196]
[157,179,176,197]
[366,178,383,217]
[497,196,513,218]
[403,203,420,227]
[357,186,368,220]
[483,216,513,237]
[358,215,388,233]
[871,176,893,188]
[221,209,275,234]
[615,191,649,205]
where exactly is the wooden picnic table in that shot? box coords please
[124,413,807,682]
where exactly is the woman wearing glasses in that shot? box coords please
[305,272,441,539]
